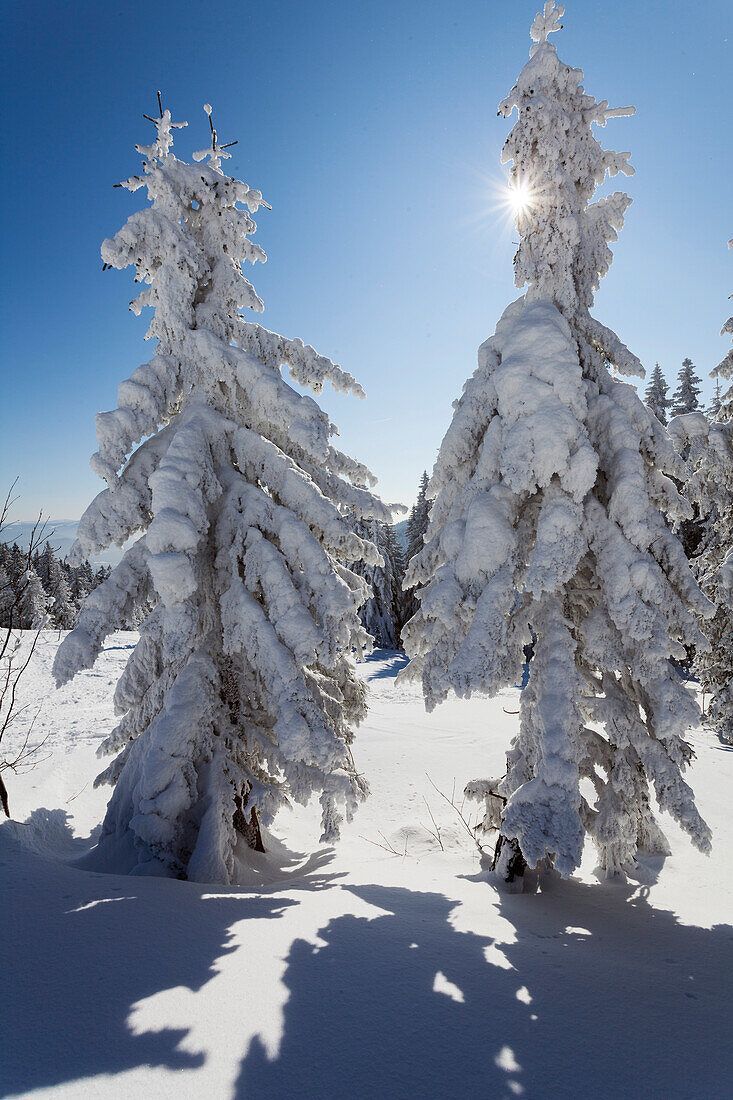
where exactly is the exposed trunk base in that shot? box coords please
[233,788,265,853]
[492,833,527,884]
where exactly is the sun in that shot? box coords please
[468,171,539,241]
[506,178,534,218]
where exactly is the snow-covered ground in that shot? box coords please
[2,632,732,1099]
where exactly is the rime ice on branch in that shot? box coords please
[402,3,713,882]
[53,101,394,883]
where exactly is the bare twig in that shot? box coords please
[421,796,444,851]
[66,782,89,805]
[0,485,54,815]
[425,773,489,855]
[358,831,408,858]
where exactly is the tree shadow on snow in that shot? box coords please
[0,809,339,1098]
[236,876,733,1100]
[362,649,410,680]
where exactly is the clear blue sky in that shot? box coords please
[1,0,730,519]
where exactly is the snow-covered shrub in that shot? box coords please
[53,104,393,883]
[402,2,713,882]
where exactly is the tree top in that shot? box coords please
[529,1,564,55]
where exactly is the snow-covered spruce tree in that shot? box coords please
[36,542,78,629]
[70,560,95,604]
[669,413,733,744]
[708,370,723,420]
[402,471,432,625]
[50,572,77,630]
[53,104,393,883]
[671,357,703,416]
[405,472,431,563]
[401,2,712,883]
[351,519,405,649]
[16,568,49,630]
[644,362,671,425]
[713,238,733,417]
[668,240,733,744]
[35,542,55,593]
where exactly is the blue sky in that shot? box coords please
[1,0,730,519]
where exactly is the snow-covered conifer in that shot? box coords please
[669,414,733,744]
[51,572,77,630]
[0,542,12,576]
[405,472,431,563]
[352,519,405,649]
[53,102,393,882]
[402,2,712,883]
[669,245,733,743]
[16,568,49,629]
[0,565,13,624]
[70,560,95,604]
[644,363,670,425]
[712,239,733,418]
[671,358,703,416]
[8,544,24,583]
[35,543,54,592]
[707,370,723,420]
[35,542,77,628]
[0,545,14,621]
[403,472,432,625]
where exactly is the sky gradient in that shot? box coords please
[1,0,731,519]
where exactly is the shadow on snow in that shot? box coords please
[237,876,733,1100]
[3,809,732,1100]
[0,809,337,1098]
[362,649,410,680]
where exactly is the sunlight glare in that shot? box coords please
[506,178,534,218]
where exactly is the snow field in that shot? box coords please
[2,632,732,1099]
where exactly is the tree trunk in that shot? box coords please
[492,833,526,883]
[233,787,265,852]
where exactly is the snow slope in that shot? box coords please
[2,633,732,1099]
